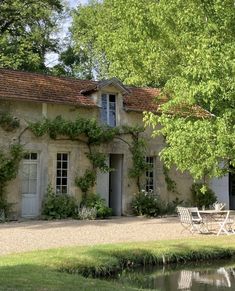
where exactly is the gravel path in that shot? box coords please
[0,216,199,256]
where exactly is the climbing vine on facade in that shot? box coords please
[29,115,148,196]
[0,111,23,218]
[0,144,24,217]
[122,125,148,191]
[0,111,20,132]
[163,165,179,195]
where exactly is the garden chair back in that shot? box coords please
[177,207,207,234]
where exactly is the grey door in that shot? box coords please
[229,171,235,209]
[109,154,123,216]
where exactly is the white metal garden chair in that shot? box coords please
[177,207,208,234]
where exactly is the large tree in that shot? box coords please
[51,44,94,79]
[0,0,64,72]
[71,0,235,179]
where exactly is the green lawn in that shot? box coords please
[1,236,235,290]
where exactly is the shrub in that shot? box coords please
[81,193,112,218]
[75,170,96,195]
[191,183,217,209]
[42,184,77,219]
[77,206,97,220]
[131,190,167,217]
[165,197,185,215]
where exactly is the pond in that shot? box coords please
[112,260,235,290]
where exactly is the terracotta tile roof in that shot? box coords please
[124,87,163,112]
[0,69,211,117]
[0,69,97,107]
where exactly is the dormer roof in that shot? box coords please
[81,77,131,95]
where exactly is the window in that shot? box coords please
[101,93,116,127]
[56,153,69,194]
[22,153,38,195]
[146,156,155,192]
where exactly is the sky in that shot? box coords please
[68,0,88,8]
[45,0,89,67]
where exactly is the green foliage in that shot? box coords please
[75,170,96,196]
[42,184,77,219]
[0,144,24,218]
[129,138,147,178]
[29,115,119,144]
[132,190,185,217]
[165,197,186,215]
[51,45,94,79]
[125,126,147,191]
[0,111,20,131]
[191,183,217,209]
[163,165,179,194]
[131,190,166,217]
[0,0,64,72]
[72,0,235,180]
[145,113,235,179]
[86,152,110,173]
[81,193,112,218]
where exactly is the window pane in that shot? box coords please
[57,153,61,160]
[146,156,154,192]
[62,153,68,161]
[102,94,107,107]
[62,186,67,194]
[56,153,69,194]
[24,153,30,160]
[56,178,61,186]
[62,178,67,185]
[30,153,38,160]
[56,186,61,194]
[109,94,115,102]
[109,102,115,111]
[109,110,116,127]
[62,162,68,169]
[101,108,107,123]
[101,94,107,124]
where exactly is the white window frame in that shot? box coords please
[101,93,117,127]
[56,152,69,194]
[145,156,155,192]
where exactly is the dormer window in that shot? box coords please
[101,93,116,127]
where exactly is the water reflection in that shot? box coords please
[178,267,235,289]
[115,261,235,290]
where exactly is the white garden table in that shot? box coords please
[199,210,235,236]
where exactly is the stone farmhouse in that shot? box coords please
[0,69,233,219]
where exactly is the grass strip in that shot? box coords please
[1,236,235,279]
[57,237,235,277]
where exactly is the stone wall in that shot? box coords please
[0,92,193,218]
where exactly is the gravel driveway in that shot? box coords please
[0,216,197,256]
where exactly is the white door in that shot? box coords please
[21,153,40,218]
